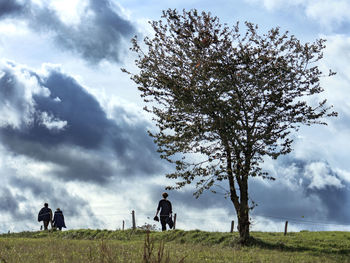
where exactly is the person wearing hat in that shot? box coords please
[154,192,173,231]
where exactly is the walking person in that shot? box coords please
[154,192,173,231]
[52,208,66,230]
[38,203,53,230]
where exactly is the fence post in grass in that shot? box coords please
[230,221,234,233]
[173,213,177,229]
[284,221,288,236]
[122,220,125,231]
[131,210,136,230]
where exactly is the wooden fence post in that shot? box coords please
[284,221,288,236]
[173,213,177,229]
[122,220,125,231]
[230,221,234,233]
[132,210,136,230]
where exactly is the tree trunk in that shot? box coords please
[228,171,251,244]
[238,176,250,244]
[238,206,250,244]
[225,144,251,244]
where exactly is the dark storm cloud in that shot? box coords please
[0,0,24,18]
[9,176,93,218]
[250,179,323,220]
[0,68,26,111]
[307,185,349,223]
[0,62,164,183]
[0,0,135,64]
[0,187,26,216]
[0,186,39,231]
[250,156,350,225]
[0,136,117,182]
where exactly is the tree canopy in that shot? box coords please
[124,9,337,243]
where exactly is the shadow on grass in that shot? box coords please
[244,236,350,256]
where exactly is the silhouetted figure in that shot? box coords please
[38,203,52,230]
[154,192,173,231]
[52,208,66,230]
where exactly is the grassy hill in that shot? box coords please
[0,229,349,262]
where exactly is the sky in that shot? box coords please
[0,0,349,233]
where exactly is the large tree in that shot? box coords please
[124,9,337,243]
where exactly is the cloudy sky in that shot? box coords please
[0,0,349,233]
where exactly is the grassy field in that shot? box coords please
[0,229,349,262]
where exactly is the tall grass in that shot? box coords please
[1,229,349,262]
[143,231,186,263]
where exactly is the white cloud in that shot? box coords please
[0,61,50,129]
[244,0,350,29]
[305,0,350,29]
[39,111,68,130]
[244,0,303,11]
[48,0,89,26]
[335,168,350,184]
[0,21,29,36]
[304,162,344,189]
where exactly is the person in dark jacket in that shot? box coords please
[155,192,173,231]
[38,203,52,230]
[52,208,66,230]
